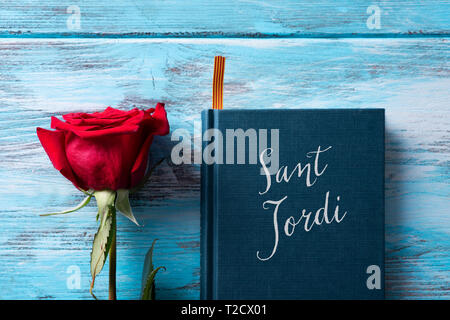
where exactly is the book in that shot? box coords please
[201,109,385,300]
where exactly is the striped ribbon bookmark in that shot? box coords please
[212,56,226,110]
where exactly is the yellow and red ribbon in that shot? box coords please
[212,56,225,110]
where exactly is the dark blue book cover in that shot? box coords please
[201,109,385,299]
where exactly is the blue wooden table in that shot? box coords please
[0,1,448,300]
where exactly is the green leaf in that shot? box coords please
[116,189,139,226]
[141,239,165,300]
[40,194,92,216]
[89,190,116,299]
[141,267,165,300]
[142,239,157,282]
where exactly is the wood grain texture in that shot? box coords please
[0,1,449,36]
[0,38,448,299]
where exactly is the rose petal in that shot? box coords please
[63,107,140,121]
[130,134,155,188]
[129,103,169,188]
[65,131,143,191]
[36,127,83,189]
[52,116,140,138]
[147,103,170,136]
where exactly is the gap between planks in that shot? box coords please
[0,32,449,40]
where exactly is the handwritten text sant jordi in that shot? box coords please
[256,146,348,261]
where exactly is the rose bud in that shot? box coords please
[36,103,169,191]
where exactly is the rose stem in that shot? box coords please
[109,208,117,300]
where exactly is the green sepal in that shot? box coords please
[40,194,92,216]
[141,239,165,300]
[116,189,139,226]
[89,190,116,299]
[78,188,95,196]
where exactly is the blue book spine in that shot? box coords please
[200,109,214,300]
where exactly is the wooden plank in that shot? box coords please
[0,38,448,299]
[0,1,449,36]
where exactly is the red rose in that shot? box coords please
[37,103,169,191]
